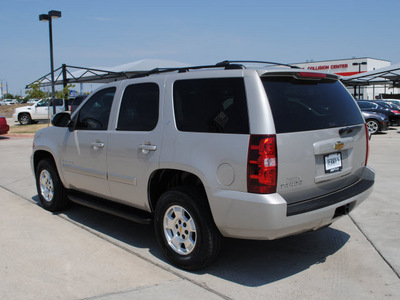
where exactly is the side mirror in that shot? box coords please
[51,112,71,127]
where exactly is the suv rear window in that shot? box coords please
[262,76,364,133]
[173,78,249,134]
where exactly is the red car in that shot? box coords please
[0,116,10,135]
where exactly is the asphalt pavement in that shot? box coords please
[0,128,399,300]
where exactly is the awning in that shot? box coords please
[341,63,400,87]
[26,59,190,88]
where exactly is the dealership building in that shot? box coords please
[293,57,399,100]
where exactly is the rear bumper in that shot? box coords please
[0,125,9,134]
[208,166,375,240]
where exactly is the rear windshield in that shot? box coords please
[262,76,364,133]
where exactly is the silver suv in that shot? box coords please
[32,61,375,270]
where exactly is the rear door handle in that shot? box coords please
[91,141,105,150]
[139,143,157,154]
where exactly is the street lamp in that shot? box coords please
[352,61,367,99]
[39,10,62,114]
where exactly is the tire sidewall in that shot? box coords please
[19,113,31,125]
[154,188,219,270]
[35,159,67,211]
[366,119,379,134]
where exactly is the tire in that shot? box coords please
[366,119,380,134]
[18,113,32,125]
[154,187,222,270]
[35,159,68,212]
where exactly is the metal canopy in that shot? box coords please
[26,65,129,88]
[26,59,190,88]
[341,63,400,87]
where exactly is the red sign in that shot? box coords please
[307,64,349,71]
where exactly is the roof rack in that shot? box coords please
[129,60,299,79]
[216,60,301,69]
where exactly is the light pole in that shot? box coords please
[352,61,367,99]
[39,10,62,114]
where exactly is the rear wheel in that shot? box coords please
[366,119,379,134]
[154,187,221,270]
[35,159,68,211]
[18,113,32,125]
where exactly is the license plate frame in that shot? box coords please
[324,152,342,174]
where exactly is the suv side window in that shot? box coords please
[36,100,48,107]
[173,78,249,134]
[117,83,159,131]
[75,87,116,130]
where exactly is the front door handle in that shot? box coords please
[91,141,105,150]
[139,143,157,154]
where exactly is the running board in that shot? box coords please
[67,192,153,225]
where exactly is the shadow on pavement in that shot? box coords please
[34,198,350,287]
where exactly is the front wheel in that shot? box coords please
[154,187,221,270]
[35,159,68,212]
[366,119,380,134]
[18,113,32,125]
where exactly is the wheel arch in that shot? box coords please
[33,150,57,177]
[18,111,32,121]
[148,169,209,212]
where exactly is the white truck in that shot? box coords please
[13,99,66,125]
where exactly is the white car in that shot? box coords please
[26,99,41,104]
[1,99,17,105]
[13,98,66,125]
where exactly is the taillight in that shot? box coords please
[364,123,369,166]
[297,72,327,78]
[247,135,277,194]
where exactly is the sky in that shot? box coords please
[1,0,399,96]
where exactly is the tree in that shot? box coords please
[25,81,46,99]
[25,81,75,100]
[3,93,14,99]
[55,84,75,99]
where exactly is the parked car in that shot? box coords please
[1,99,17,105]
[13,98,67,125]
[373,100,400,111]
[26,99,41,104]
[32,60,375,270]
[380,99,400,107]
[69,95,87,113]
[361,111,389,134]
[356,100,400,126]
[0,116,10,135]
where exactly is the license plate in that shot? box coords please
[324,152,342,174]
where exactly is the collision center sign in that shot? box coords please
[307,64,348,70]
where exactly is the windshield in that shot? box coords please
[262,76,364,133]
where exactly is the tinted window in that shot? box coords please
[374,101,391,108]
[262,77,364,133]
[75,87,116,130]
[71,95,87,113]
[173,78,249,134]
[52,99,63,106]
[117,83,159,131]
[357,101,377,109]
